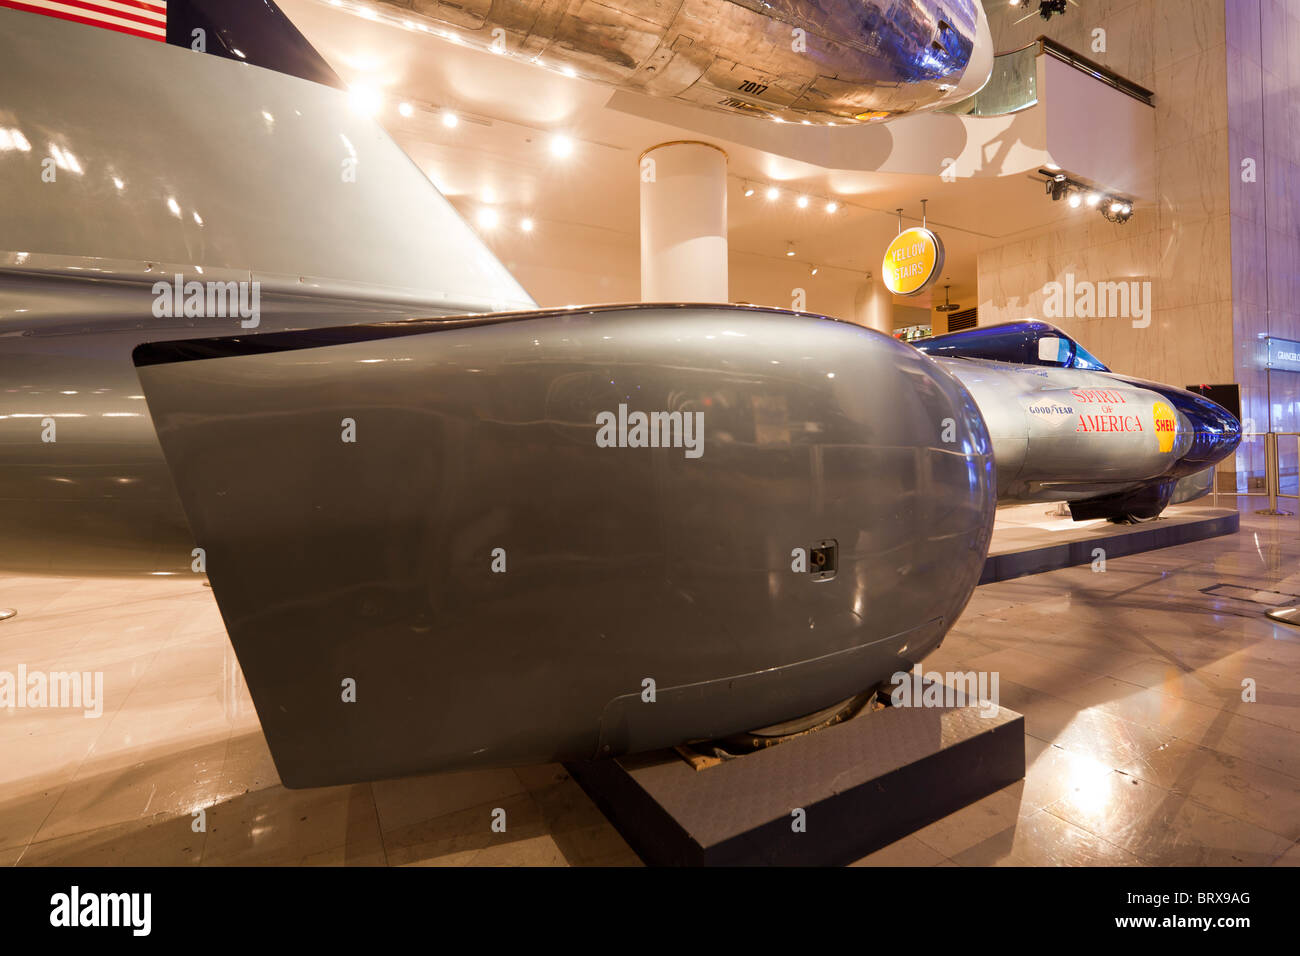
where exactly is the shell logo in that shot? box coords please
[1152,401,1177,453]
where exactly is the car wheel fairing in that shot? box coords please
[135,304,995,787]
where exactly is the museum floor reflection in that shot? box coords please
[1,501,1298,866]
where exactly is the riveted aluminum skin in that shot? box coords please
[372,0,993,124]
[135,304,996,786]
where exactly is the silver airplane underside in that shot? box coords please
[369,0,993,124]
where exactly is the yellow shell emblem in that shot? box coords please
[1152,401,1177,453]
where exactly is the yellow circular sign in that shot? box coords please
[882,227,944,296]
[1152,401,1177,453]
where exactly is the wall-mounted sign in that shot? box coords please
[882,227,944,296]
[1266,337,1300,372]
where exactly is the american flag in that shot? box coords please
[0,0,168,42]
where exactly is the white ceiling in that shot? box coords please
[279,0,1078,311]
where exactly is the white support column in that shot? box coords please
[639,141,728,303]
[854,272,894,333]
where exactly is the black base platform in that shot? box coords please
[567,692,1025,866]
[980,507,1239,584]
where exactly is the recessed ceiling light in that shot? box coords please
[550,134,574,158]
[765,186,779,200]
[796,195,809,208]
[786,242,795,257]
[520,218,534,232]
[477,208,499,229]
[442,110,459,128]
[825,200,839,213]
[348,85,381,116]
[397,102,414,118]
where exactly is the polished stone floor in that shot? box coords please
[1,500,1297,866]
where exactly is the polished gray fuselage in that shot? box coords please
[136,304,996,785]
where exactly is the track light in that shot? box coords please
[1042,169,1133,225]
[1101,198,1134,224]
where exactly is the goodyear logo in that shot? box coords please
[1153,401,1177,453]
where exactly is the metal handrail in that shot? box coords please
[941,35,1155,118]
[1036,37,1155,106]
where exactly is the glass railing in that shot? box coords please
[940,42,1038,116]
[940,36,1153,118]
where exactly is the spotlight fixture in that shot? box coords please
[1101,200,1134,224]
[796,195,810,208]
[1039,169,1133,224]
[1038,0,1070,21]
[786,242,796,257]
[825,200,839,213]
[1014,0,1072,23]
[766,186,779,200]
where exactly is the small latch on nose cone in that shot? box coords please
[810,539,837,582]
